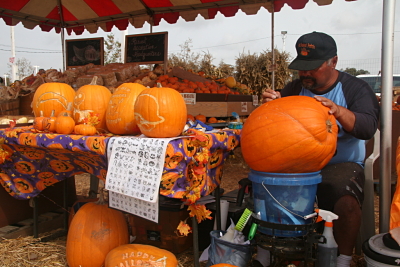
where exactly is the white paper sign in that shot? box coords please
[109,191,159,223]
[241,102,248,112]
[180,93,196,105]
[105,136,173,203]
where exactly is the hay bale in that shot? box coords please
[96,71,118,86]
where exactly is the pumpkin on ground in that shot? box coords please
[105,83,146,135]
[241,95,338,173]
[134,85,187,138]
[73,76,112,131]
[66,191,129,267]
[104,244,178,267]
[32,83,76,117]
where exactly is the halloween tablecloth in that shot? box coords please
[0,127,240,201]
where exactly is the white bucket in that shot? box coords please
[365,255,398,267]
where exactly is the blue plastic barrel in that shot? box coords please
[248,170,322,237]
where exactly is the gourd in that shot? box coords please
[42,110,57,132]
[74,123,97,136]
[55,113,75,134]
[134,84,187,138]
[105,83,146,135]
[66,189,129,267]
[241,95,338,173]
[73,76,112,131]
[225,76,237,88]
[104,244,178,267]
[32,82,75,117]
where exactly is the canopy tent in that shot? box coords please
[0,0,395,236]
[0,0,356,35]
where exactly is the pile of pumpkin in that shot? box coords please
[154,75,246,95]
[31,77,188,138]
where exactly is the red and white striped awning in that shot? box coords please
[0,0,356,35]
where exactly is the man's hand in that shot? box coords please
[262,89,281,103]
[314,95,342,118]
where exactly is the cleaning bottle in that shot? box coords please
[315,209,339,267]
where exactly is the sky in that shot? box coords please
[0,0,399,82]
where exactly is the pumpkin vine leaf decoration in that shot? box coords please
[188,204,213,224]
[0,139,11,164]
[83,112,101,127]
[176,218,192,236]
[5,127,24,138]
[184,186,201,205]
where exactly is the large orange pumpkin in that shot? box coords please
[73,76,112,131]
[104,244,178,267]
[106,83,146,135]
[32,83,76,117]
[66,192,129,267]
[241,95,338,173]
[134,85,187,138]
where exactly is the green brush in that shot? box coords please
[235,208,253,232]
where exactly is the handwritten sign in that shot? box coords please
[65,37,104,67]
[181,93,196,105]
[125,32,168,65]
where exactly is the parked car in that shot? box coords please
[356,74,400,96]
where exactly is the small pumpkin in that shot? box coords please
[208,117,217,123]
[104,244,178,267]
[33,110,45,131]
[32,82,76,117]
[187,114,195,122]
[74,123,97,136]
[106,83,146,135]
[66,190,129,267]
[241,95,338,173]
[134,84,187,138]
[73,76,112,131]
[42,110,57,132]
[55,113,75,134]
[195,114,206,123]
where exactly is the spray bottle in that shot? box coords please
[315,209,339,267]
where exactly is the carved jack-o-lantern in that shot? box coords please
[160,171,181,195]
[183,139,196,157]
[208,149,224,169]
[74,159,93,173]
[18,133,37,146]
[86,137,106,155]
[14,178,34,193]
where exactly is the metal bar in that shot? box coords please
[63,178,69,231]
[192,216,200,267]
[33,197,38,238]
[379,0,396,233]
[271,4,275,90]
[215,185,221,230]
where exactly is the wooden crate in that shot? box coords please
[0,98,19,116]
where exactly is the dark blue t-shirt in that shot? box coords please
[281,71,380,166]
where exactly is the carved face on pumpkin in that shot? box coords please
[164,144,183,169]
[74,159,93,173]
[20,148,45,160]
[214,131,228,142]
[227,135,239,151]
[18,133,37,146]
[36,172,59,191]
[14,178,34,193]
[160,171,181,195]
[208,149,224,169]
[86,137,106,155]
[50,160,75,172]
[182,139,196,157]
[49,151,70,161]
[14,161,36,174]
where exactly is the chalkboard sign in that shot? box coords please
[66,37,104,68]
[125,32,168,65]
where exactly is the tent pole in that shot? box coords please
[57,0,66,72]
[379,0,396,233]
[271,4,275,91]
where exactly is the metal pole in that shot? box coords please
[10,26,17,82]
[271,5,275,91]
[379,0,396,233]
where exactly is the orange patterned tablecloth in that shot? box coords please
[0,127,240,202]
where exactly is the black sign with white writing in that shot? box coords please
[125,32,168,64]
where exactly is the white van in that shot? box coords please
[356,74,400,96]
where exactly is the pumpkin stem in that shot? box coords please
[50,110,55,117]
[39,110,43,117]
[90,76,98,85]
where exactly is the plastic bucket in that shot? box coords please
[248,170,321,237]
